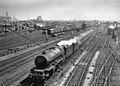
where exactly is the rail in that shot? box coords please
[91,36,119,86]
[65,33,103,86]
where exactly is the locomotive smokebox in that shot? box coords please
[35,56,48,69]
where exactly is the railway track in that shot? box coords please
[1,61,33,86]
[109,56,120,86]
[0,32,84,69]
[108,30,120,86]
[0,30,81,57]
[64,32,103,86]
[0,30,93,86]
[45,30,96,86]
[0,35,30,51]
[90,35,119,86]
[0,34,80,86]
[0,30,78,51]
[0,34,50,51]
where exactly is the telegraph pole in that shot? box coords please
[96,20,99,32]
[4,20,6,36]
[45,30,48,42]
[4,12,8,36]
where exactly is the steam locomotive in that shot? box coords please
[20,30,93,85]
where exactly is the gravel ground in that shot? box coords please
[110,60,120,86]
[109,28,120,86]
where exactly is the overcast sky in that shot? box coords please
[0,0,120,21]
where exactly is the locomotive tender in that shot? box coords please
[20,30,93,85]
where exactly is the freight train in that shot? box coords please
[19,30,93,86]
[22,21,87,37]
[47,23,86,36]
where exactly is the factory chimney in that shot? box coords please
[6,12,8,17]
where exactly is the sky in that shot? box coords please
[0,0,120,21]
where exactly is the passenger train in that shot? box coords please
[20,30,93,85]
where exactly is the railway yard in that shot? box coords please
[0,20,120,86]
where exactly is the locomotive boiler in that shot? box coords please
[34,45,65,69]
